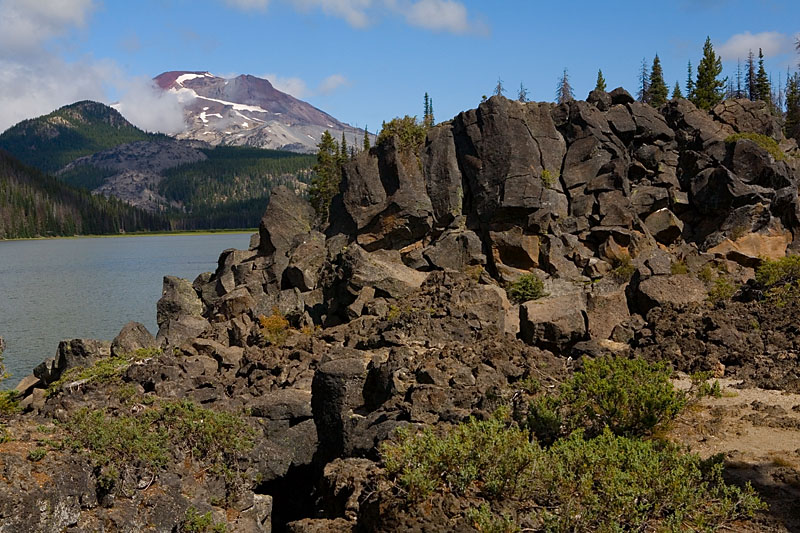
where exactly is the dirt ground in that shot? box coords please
[670,377,800,532]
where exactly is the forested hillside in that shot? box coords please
[0,150,169,239]
[159,146,314,228]
[0,101,165,173]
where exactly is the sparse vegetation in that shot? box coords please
[181,506,228,533]
[48,348,161,396]
[258,307,290,346]
[756,255,800,306]
[0,390,20,416]
[63,400,254,496]
[670,259,688,275]
[708,276,737,303]
[27,447,47,462]
[507,273,546,303]
[377,116,427,154]
[611,255,635,282]
[725,132,786,161]
[540,168,558,188]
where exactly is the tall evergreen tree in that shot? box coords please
[672,81,683,99]
[423,93,434,128]
[785,73,800,139]
[363,126,371,151]
[735,58,744,98]
[745,50,757,100]
[309,131,341,220]
[692,36,726,110]
[556,68,574,104]
[518,82,529,103]
[638,58,650,103]
[686,61,695,101]
[595,69,607,92]
[340,132,348,164]
[755,48,772,107]
[647,55,669,107]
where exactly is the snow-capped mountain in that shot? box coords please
[155,71,369,153]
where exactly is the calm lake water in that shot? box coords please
[0,233,252,388]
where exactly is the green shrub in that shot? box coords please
[708,276,737,303]
[528,356,686,441]
[181,506,228,533]
[63,400,254,496]
[540,168,559,188]
[725,132,786,161]
[670,260,688,275]
[48,348,161,396]
[258,307,290,346]
[27,447,47,462]
[610,255,635,282]
[382,415,764,532]
[377,116,427,154]
[0,390,20,415]
[754,255,800,306]
[507,273,545,303]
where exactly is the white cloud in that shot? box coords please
[218,0,485,34]
[318,73,349,94]
[113,78,190,135]
[264,73,311,98]
[224,0,270,10]
[717,31,795,61]
[0,0,96,52]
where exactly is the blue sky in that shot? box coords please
[0,0,798,134]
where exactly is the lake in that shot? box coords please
[0,233,253,388]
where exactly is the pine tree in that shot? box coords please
[785,73,800,139]
[518,82,529,103]
[363,126,370,151]
[428,98,434,126]
[340,132,348,164]
[638,58,650,103]
[686,61,695,101]
[309,130,341,220]
[745,50,756,100]
[494,77,505,96]
[423,93,435,128]
[735,58,744,98]
[595,69,607,92]
[556,68,574,104]
[672,81,683,99]
[692,36,726,110]
[755,48,772,107]
[647,55,669,107]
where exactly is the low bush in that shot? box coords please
[377,116,427,154]
[259,307,290,346]
[0,390,20,415]
[48,348,161,395]
[382,414,764,532]
[610,255,635,282]
[507,273,546,303]
[181,506,228,533]
[725,132,786,161]
[755,255,800,306]
[528,356,686,442]
[708,276,737,303]
[63,400,254,496]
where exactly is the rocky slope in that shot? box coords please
[155,71,372,153]
[3,91,800,531]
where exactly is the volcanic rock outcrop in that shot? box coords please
[4,93,800,532]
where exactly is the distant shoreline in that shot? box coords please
[0,228,257,242]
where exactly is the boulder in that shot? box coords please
[156,276,204,329]
[312,357,369,461]
[283,231,326,292]
[489,226,539,270]
[452,284,511,333]
[111,321,156,357]
[34,338,111,385]
[424,228,485,271]
[644,208,684,244]
[341,245,428,299]
[338,137,434,251]
[586,281,631,340]
[634,275,707,314]
[423,123,464,227]
[258,185,315,258]
[609,87,634,105]
[587,89,612,111]
[519,293,587,351]
[712,98,783,141]
[708,227,793,267]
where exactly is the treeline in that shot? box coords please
[0,150,170,239]
[498,37,800,141]
[159,146,312,208]
[0,101,164,173]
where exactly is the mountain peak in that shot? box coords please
[154,70,367,153]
